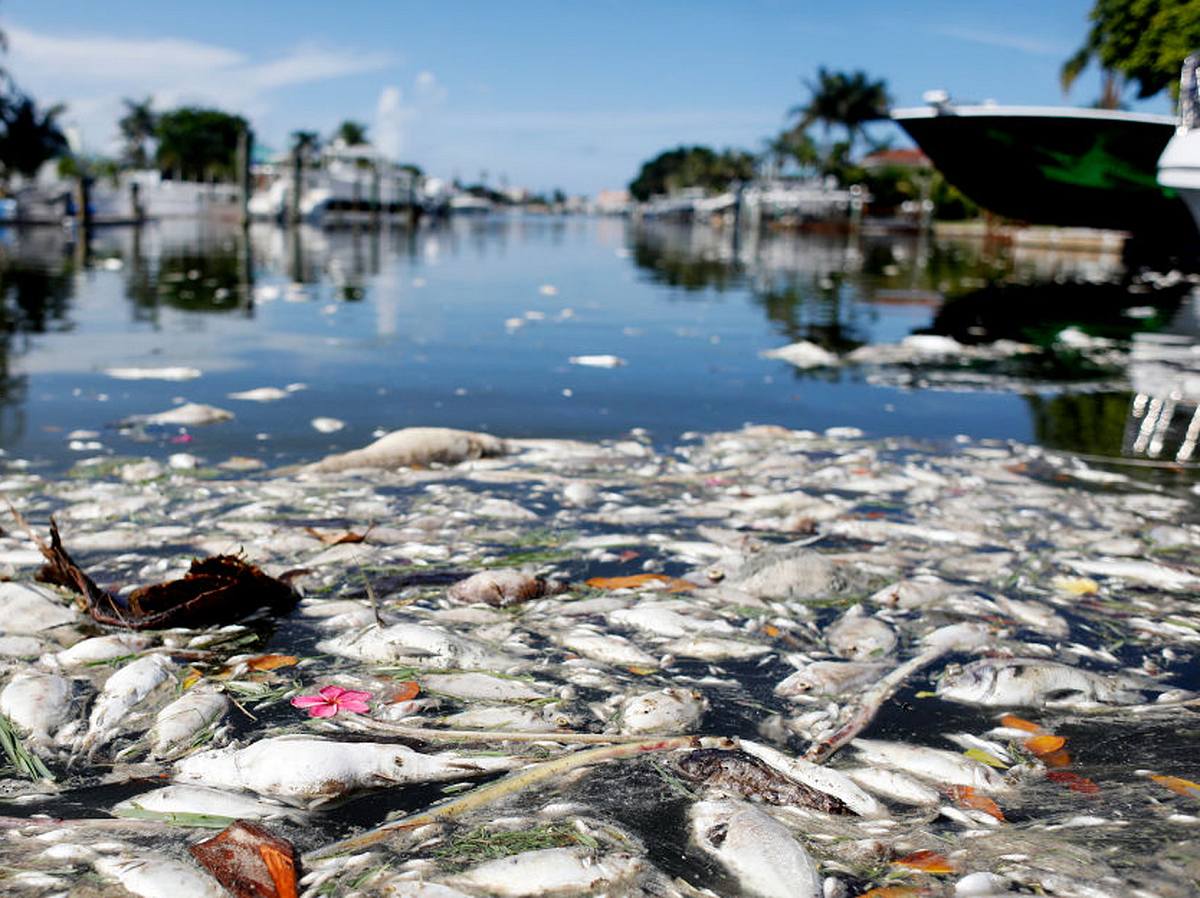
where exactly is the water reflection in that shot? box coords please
[0,215,1190,471]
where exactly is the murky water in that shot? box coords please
[0,215,1193,474]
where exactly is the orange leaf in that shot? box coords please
[181,667,203,690]
[390,681,420,703]
[259,842,298,898]
[1047,771,1100,794]
[1150,774,1200,799]
[946,785,1006,822]
[1025,734,1067,757]
[585,573,697,592]
[762,624,781,638]
[626,665,657,675]
[1040,749,1072,769]
[246,654,299,672]
[854,888,928,898]
[891,850,956,874]
[999,713,1042,733]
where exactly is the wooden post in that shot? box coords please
[74,176,92,233]
[130,180,144,224]
[290,148,303,225]
[237,127,253,229]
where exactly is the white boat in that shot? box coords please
[1158,53,1200,232]
[249,139,421,225]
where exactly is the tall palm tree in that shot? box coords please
[0,95,68,179]
[118,97,157,168]
[334,120,368,146]
[790,68,891,157]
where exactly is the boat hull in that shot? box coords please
[894,107,1196,237]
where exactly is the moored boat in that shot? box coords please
[894,96,1195,238]
[1157,54,1200,234]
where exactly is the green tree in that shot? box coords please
[767,126,821,176]
[628,145,756,201]
[155,107,248,181]
[118,97,157,168]
[333,120,368,145]
[790,68,891,158]
[0,94,67,179]
[1062,0,1200,103]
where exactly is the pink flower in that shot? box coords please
[290,685,372,718]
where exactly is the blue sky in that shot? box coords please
[3,1,1177,194]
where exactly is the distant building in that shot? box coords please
[860,148,931,172]
[593,188,631,215]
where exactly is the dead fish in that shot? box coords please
[852,739,1008,792]
[689,800,823,898]
[319,622,514,668]
[676,749,852,815]
[446,847,644,896]
[937,658,1151,708]
[304,426,507,472]
[663,635,770,661]
[421,672,549,702]
[48,633,153,668]
[738,740,884,817]
[93,853,227,898]
[844,767,940,805]
[559,628,658,667]
[175,735,517,802]
[149,688,230,757]
[0,671,76,745]
[618,687,707,734]
[826,605,897,660]
[775,660,889,699]
[113,784,309,823]
[447,569,563,607]
[610,603,735,638]
[83,654,175,751]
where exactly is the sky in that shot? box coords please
[2,1,1178,195]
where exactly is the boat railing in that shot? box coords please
[1181,53,1199,132]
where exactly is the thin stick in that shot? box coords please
[805,647,948,765]
[305,734,733,862]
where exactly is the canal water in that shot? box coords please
[0,215,1193,473]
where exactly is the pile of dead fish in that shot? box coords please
[0,424,1195,897]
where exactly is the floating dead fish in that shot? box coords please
[559,628,658,667]
[227,386,290,402]
[826,605,897,660]
[0,671,76,745]
[446,847,643,896]
[421,672,549,702]
[738,740,883,816]
[94,853,227,898]
[845,766,940,805]
[775,660,889,699]
[937,658,1153,708]
[304,427,507,472]
[129,402,234,427]
[618,687,707,734]
[851,739,1009,792]
[676,749,851,815]
[0,581,78,633]
[149,688,230,758]
[114,784,310,823]
[689,800,823,898]
[175,736,517,802]
[447,570,563,607]
[664,635,770,661]
[84,654,175,750]
[610,603,735,639]
[318,622,514,668]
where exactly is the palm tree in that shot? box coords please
[790,68,891,158]
[767,126,821,176]
[118,97,157,168]
[334,120,368,146]
[0,95,68,179]
[289,130,321,222]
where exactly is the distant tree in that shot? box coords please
[767,126,821,176]
[290,130,321,159]
[155,107,248,181]
[790,68,891,157]
[0,94,68,179]
[118,97,157,168]
[334,120,368,146]
[1061,0,1200,104]
[628,145,756,201]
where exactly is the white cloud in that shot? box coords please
[931,26,1066,57]
[4,24,394,152]
[373,72,447,161]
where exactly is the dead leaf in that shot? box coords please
[246,655,299,672]
[1025,734,1067,757]
[181,668,203,691]
[30,518,296,630]
[999,713,1042,733]
[304,527,367,546]
[1040,749,1072,768]
[585,573,698,592]
[946,785,1006,822]
[963,747,1008,769]
[190,820,298,898]
[891,850,956,874]
[1046,771,1100,794]
[1150,774,1200,799]
[854,888,929,898]
[390,681,420,702]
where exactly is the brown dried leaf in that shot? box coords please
[189,820,298,898]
